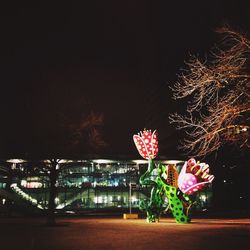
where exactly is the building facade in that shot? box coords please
[0,159,213,215]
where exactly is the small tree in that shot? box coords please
[29,102,106,225]
[169,26,250,157]
[44,110,106,226]
[46,159,59,226]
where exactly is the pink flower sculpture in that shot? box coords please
[133,129,159,159]
[178,158,214,195]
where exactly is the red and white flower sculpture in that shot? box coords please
[178,158,215,195]
[133,129,159,159]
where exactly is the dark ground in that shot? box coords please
[0,216,249,250]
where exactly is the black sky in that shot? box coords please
[0,0,249,158]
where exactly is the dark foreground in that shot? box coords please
[0,217,250,250]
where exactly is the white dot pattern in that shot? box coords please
[178,158,215,195]
[133,129,159,159]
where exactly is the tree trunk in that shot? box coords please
[47,160,58,226]
[5,165,13,217]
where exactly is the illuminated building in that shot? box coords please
[0,159,213,214]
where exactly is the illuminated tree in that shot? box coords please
[169,26,250,157]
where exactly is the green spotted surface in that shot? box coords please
[163,185,190,223]
[139,159,193,224]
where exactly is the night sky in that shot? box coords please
[0,1,249,159]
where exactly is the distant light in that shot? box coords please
[131,196,137,203]
[223,180,227,183]
[92,159,117,164]
[242,127,247,132]
[43,160,51,163]
[6,159,26,164]
[65,211,75,214]
[200,194,207,202]
[21,180,27,187]
[239,196,243,199]
[133,159,184,165]
[162,160,184,165]
[132,160,148,164]
[58,159,73,164]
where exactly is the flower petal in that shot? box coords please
[133,135,149,159]
[133,129,159,159]
[178,159,214,194]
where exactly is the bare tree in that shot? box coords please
[169,26,250,157]
[66,111,107,150]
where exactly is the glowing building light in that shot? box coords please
[6,159,26,164]
[162,160,184,165]
[132,160,148,164]
[131,196,137,203]
[92,159,116,164]
[21,180,27,187]
[200,194,207,202]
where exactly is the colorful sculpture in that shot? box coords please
[133,129,214,223]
